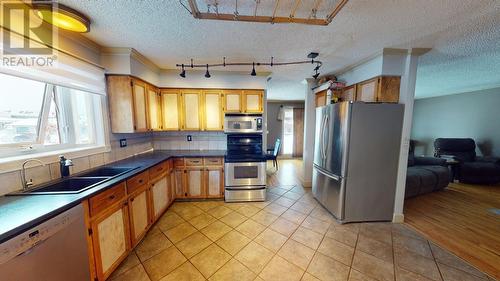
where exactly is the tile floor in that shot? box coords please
[109,185,496,281]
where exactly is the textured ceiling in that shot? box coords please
[60,0,500,100]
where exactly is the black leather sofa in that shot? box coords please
[405,141,449,199]
[434,138,500,184]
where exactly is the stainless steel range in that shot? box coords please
[224,114,266,202]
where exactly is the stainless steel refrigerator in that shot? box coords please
[313,102,404,223]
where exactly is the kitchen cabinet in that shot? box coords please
[160,89,181,131]
[90,200,130,281]
[242,90,264,113]
[174,168,187,198]
[223,90,242,113]
[205,167,224,198]
[150,175,170,221]
[340,85,356,101]
[181,90,202,130]
[315,90,327,107]
[202,90,223,131]
[132,80,148,132]
[128,186,150,247]
[146,85,161,131]
[186,167,205,198]
[356,76,400,103]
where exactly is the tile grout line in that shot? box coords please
[347,225,361,281]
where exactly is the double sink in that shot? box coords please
[9,167,139,195]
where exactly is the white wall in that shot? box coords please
[302,79,317,187]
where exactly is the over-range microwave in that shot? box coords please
[224,114,263,134]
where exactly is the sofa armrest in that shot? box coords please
[476,156,500,164]
[414,156,447,166]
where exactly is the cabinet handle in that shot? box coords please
[108,195,115,200]
[138,179,143,183]
[130,198,134,202]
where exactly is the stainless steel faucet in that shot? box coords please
[21,159,45,191]
[59,155,73,178]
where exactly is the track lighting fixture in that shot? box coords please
[179,64,186,78]
[176,53,322,79]
[205,64,211,78]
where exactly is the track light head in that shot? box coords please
[180,64,186,78]
[251,62,256,76]
[312,71,320,79]
[205,64,211,78]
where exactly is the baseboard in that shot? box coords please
[392,213,405,223]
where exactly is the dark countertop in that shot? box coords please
[0,150,226,243]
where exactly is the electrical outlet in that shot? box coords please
[119,139,127,147]
[187,135,192,142]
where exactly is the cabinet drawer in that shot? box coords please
[126,170,149,194]
[173,158,185,167]
[204,157,222,166]
[185,157,203,166]
[150,162,168,179]
[89,182,126,216]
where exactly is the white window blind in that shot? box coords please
[0,30,106,95]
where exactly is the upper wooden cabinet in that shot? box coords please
[340,85,356,102]
[315,90,327,107]
[242,90,264,113]
[356,76,400,103]
[107,75,264,132]
[160,89,181,131]
[202,90,223,131]
[181,90,202,131]
[223,90,242,113]
[146,85,161,131]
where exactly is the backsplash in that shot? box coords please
[153,132,227,151]
[0,136,153,196]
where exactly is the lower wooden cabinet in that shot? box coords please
[174,168,187,198]
[128,186,151,247]
[90,201,130,281]
[205,167,224,198]
[151,175,170,221]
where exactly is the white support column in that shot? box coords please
[392,49,427,223]
[302,78,318,187]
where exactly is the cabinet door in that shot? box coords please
[223,90,242,113]
[91,203,130,281]
[128,188,150,246]
[205,167,223,198]
[151,175,169,221]
[147,86,161,131]
[243,90,263,113]
[377,76,400,103]
[203,90,223,131]
[357,78,379,102]
[107,76,135,133]
[160,89,181,131]
[174,168,186,198]
[340,85,356,101]
[315,91,327,107]
[181,90,202,130]
[169,171,175,202]
[132,80,148,132]
[186,168,204,198]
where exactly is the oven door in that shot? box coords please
[225,162,266,187]
[224,116,263,133]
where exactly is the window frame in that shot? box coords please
[0,72,108,162]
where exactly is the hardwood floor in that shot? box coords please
[404,182,500,280]
[266,158,305,187]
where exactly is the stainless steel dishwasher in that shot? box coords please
[0,204,91,281]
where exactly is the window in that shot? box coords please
[0,72,105,159]
[282,107,294,155]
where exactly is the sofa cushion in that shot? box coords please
[405,167,421,198]
[434,138,476,162]
[421,166,449,191]
[459,162,500,184]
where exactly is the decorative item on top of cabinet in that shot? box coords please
[222,90,242,113]
[146,85,162,131]
[242,90,264,113]
[181,89,202,131]
[202,90,224,131]
[160,89,181,131]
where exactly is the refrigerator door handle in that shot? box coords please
[319,114,326,160]
[322,115,329,160]
[315,165,340,181]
